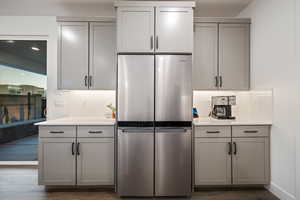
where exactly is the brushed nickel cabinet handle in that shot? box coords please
[156,36,159,50]
[49,131,64,134]
[88,131,103,134]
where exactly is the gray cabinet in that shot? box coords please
[77,138,114,185]
[115,2,194,53]
[58,22,89,90]
[195,138,231,185]
[194,125,270,186]
[193,22,250,90]
[58,21,116,90]
[193,23,218,90]
[39,137,76,185]
[89,22,116,90]
[219,24,250,90]
[155,7,193,53]
[117,6,155,53]
[232,137,269,185]
[38,125,115,186]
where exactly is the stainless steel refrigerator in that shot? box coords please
[117,54,192,197]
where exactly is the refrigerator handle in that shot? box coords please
[120,128,153,133]
[155,128,188,133]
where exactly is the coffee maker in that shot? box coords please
[210,96,236,120]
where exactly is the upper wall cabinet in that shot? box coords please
[155,7,193,53]
[89,22,116,90]
[115,1,195,53]
[117,7,155,53]
[58,22,89,90]
[219,24,250,90]
[193,19,250,90]
[193,23,218,90]
[58,21,116,90]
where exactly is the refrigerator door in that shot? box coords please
[155,55,192,123]
[117,128,154,197]
[155,128,192,196]
[118,55,154,122]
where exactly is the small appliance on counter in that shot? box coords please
[210,96,236,120]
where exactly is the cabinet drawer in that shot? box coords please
[77,126,114,138]
[39,126,76,138]
[232,126,270,137]
[195,126,231,138]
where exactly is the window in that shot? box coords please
[0,40,46,161]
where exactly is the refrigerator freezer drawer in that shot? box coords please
[117,128,154,196]
[155,128,192,196]
[117,55,154,122]
[155,55,192,122]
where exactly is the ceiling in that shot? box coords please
[0,0,253,17]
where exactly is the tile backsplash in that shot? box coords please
[50,90,272,122]
[193,90,273,121]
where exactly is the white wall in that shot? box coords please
[239,1,300,199]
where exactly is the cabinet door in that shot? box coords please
[232,137,269,185]
[117,7,154,52]
[89,22,116,90]
[155,7,193,53]
[58,22,89,90]
[39,138,76,185]
[193,23,218,90]
[219,23,250,90]
[195,138,232,185]
[77,138,114,185]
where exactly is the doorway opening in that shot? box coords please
[0,40,47,163]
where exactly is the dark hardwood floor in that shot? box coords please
[0,168,279,200]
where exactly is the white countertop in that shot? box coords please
[35,117,115,126]
[193,117,272,126]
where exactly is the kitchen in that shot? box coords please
[0,0,300,200]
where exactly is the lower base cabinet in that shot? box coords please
[232,137,269,185]
[39,138,76,185]
[195,138,231,185]
[194,125,270,186]
[38,125,115,186]
[77,138,114,185]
